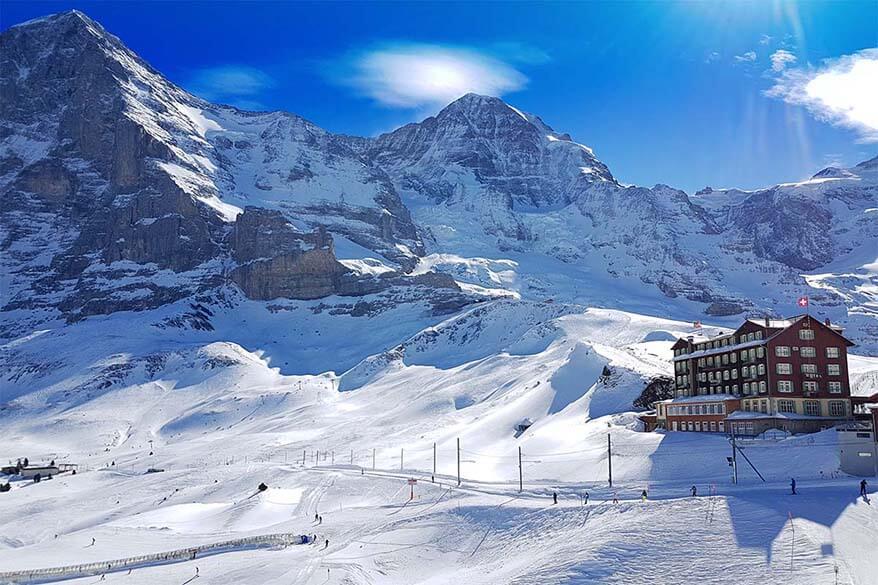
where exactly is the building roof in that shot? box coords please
[745,317,797,328]
[672,313,854,360]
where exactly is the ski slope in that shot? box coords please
[2,298,877,583]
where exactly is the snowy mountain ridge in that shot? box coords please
[1,9,876,354]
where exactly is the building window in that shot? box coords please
[777,363,792,375]
[719,421,725,433]
[803,381,818,393]
[732,384,738,394]
[777,380,793,393]
[756,347,764,358]
[672,421,678,431]
[801,363,817,374]
[730,353,737,363]
[723,370,729,381]
[744,401,751,412]
[799,329,815,341]
[759,381,767,393]
[743,382,750,394]
[722,354,728,365]
[760,400,768,413]
[775,346,791,357]
[800,346,816,358]
[710,421,717,432]
[804,401,820,416]
[778,400,796,413]
[828,381,842,394]
[829,401,846,417]
[732,369,738,379]
[757,364,765,376]
[827,364,840,376]
[826,347,839,358]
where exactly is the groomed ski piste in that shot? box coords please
[2,300,877,584]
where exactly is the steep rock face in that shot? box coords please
[0,11,427,327]
[229,207,352,301]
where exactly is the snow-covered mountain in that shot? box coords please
[2,10,876,353]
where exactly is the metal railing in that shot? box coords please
[0,533,301,584]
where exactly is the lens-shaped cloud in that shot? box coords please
[342,44,528,108]
[766,48,878,142]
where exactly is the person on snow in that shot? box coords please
[690,485,697,497]
[612,493,619,504]
[641,489,648,502]
[860,479,868,497]
[583,491,589,505]
[790,478,797,495]
[325,539,330,549]
[314,513,319,522]
[318,515,323,525]
[553,492,558,505]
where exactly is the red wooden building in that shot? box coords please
[656,315,854,436]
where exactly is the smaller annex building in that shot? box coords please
[654,314,855,436]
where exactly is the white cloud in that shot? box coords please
[734,51,757,63]
[704,51,720,64]
[185,66,274,105]
[766,48,878,142]
[341,44,527,108]
[769,49,797,72]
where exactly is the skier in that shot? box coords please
[860,479,868,497]
[318,515,323,525]
[314,512,319,522]
[91,537,96,547]
[612,493,619,504]
[790,477,797,495]
[641,489,648,502]
[553,492,558,505]
[325,538,330,549]
[690,485,697,497]
[583,491,589,505]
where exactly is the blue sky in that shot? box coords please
[2,1,876,192]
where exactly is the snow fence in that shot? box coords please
[0,533,301,584]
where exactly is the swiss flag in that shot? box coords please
[797,296,809,308]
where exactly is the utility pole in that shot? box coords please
[731,433,738,484]
[607,433,613,488]
[316,450,319,466]
[433,442,437,477]
[518,446,523,492]
[457,437,461,486]
[302,449,306,465]
[400,448,404,471]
